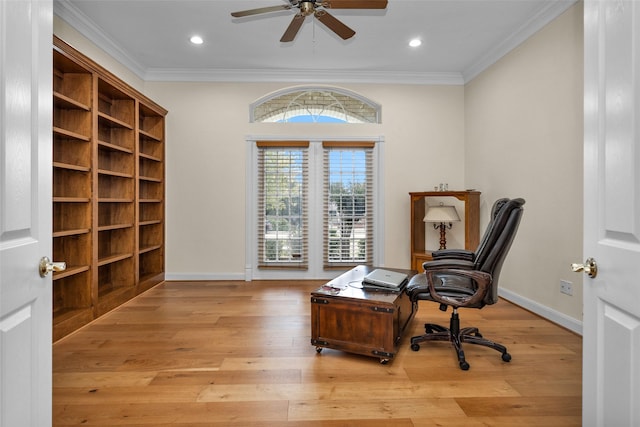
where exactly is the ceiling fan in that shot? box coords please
[231,0,388,42]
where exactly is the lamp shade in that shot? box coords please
[423,203,460,223]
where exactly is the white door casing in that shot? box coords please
[0,0,53,426]
[582,1,640,425]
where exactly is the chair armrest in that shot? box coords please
[426,269,492,308]
[431,249,475,262]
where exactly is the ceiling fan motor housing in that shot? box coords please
[300,1,316,16]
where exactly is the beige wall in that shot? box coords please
[53,2,584,327]
[144,82,465,277]
[465,2,584,323]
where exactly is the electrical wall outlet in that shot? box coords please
[560,280,573,296]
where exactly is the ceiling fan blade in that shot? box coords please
[280,14,306,42]
[323,0,387,9]
[231,5,291,18]
[314,10,355,40]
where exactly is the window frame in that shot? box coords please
[256,141,309,270]
[250,86,382,124]
[322,141,375,269]
[245,137,385,280]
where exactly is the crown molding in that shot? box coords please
[462,0,578,83]
[54,0,147,79]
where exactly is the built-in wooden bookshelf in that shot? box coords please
[52,36,167,341]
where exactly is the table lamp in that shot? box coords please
[423,202,460,250]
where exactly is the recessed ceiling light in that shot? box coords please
[190,35,204,45]
[409,39,422,48]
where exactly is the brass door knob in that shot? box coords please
[571,257,597,278]
[39,256,66,277]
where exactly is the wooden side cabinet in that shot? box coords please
[52,37,167,341]
[410,191,480,272]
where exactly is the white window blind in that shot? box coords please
[322,141,374,268]
[256,141,309,269]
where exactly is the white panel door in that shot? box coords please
[582,1,640,426]
[0,0,53,426]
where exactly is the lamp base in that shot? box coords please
[434,222,452,250]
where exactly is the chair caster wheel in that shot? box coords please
[411,343,420,351]
[502,352,512,362]
[459,361,470,370]
[380,359,389,365]
[316,347,323,353]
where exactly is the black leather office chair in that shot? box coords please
[406,197,525,370]
[429,197,510,263]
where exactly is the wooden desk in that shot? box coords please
[310,265,418,363]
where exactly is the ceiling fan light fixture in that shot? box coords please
[409,38,422,48]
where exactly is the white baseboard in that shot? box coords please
[499,288,583,335]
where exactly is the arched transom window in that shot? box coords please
[251,87,381,124]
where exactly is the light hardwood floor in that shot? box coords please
[53,280,582,426]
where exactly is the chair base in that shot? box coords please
[410,310,511,370]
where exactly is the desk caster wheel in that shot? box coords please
[316,347,323,353]
[380,359,389,365]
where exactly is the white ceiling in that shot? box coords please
[54,0,577,84]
